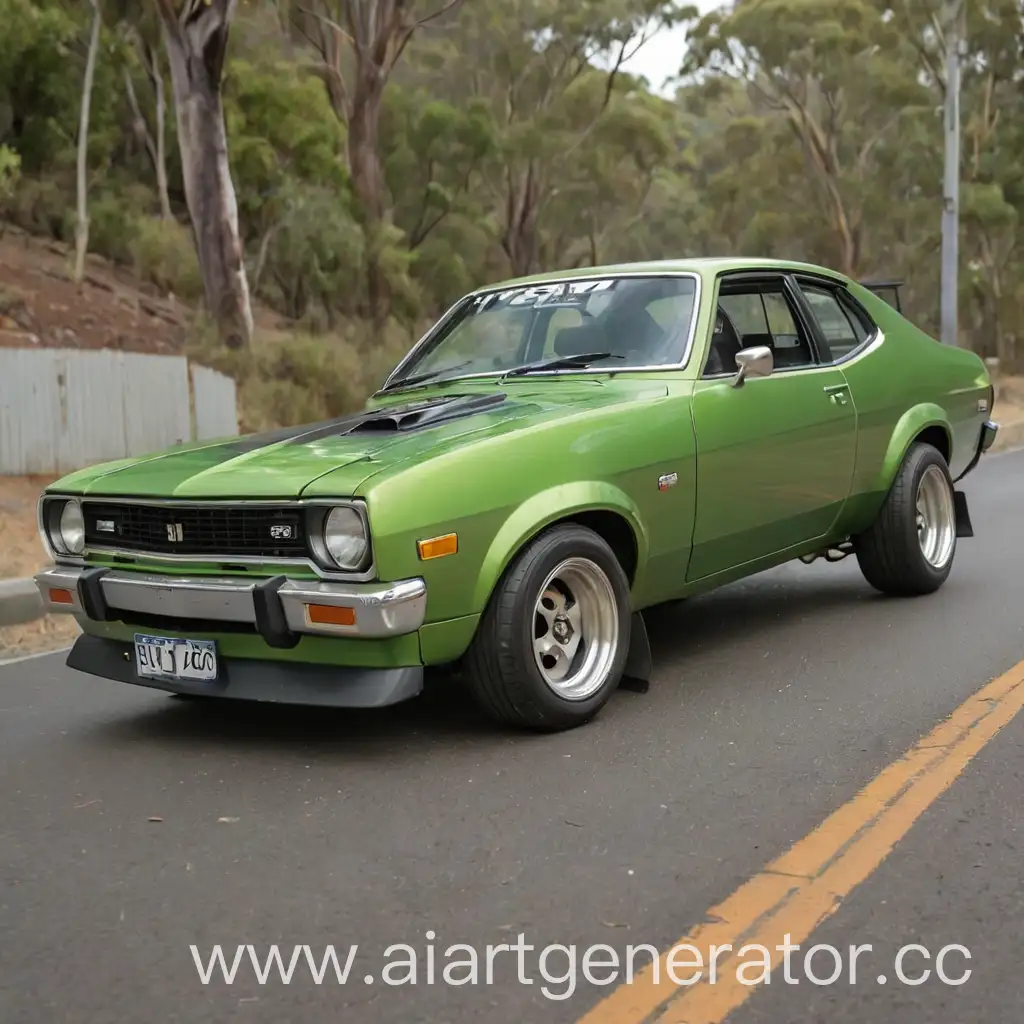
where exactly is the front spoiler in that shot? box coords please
[66,634,424,708]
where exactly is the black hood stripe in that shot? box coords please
[218,393,509,456]
[216,413,369,456]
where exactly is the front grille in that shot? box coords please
[82,502,308,559]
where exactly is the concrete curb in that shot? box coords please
[0,577,43,627]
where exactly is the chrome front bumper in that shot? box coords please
[34,565,427,645]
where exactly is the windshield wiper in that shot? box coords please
[383,351,622,393]
[380,360,476,393]
[499,352,623,381]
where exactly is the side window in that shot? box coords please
[761,291,810,364]
[706,283,815,376]
[798,283,870,361]
[719,293,766,337]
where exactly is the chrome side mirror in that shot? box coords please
[732,345,774,388]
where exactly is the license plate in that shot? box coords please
[134,634,218,683]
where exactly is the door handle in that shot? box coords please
[824,383,849,406]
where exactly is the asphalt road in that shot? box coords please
[3,448,1024,1024]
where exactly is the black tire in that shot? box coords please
[463,524,632,731]
[854,441,957,596]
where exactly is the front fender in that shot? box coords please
[470,481,650,614]
[873,403,951,495]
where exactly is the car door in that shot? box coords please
[686,272,858,582]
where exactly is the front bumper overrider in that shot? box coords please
[34,565,426,644]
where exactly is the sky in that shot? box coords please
[618,1,721,97]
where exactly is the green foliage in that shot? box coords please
[0,145,20,201]
[7,175,73,238]
[224,56,350,228]
[2,0,1024,416]
[129,215,204,300]
[190,321,418,431]
[0,0,80,164]
[87,185,156,264]
[254,181,366,323]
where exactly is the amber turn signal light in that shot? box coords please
[305,603,356,627]
[417,533,458,560]
[48,588,74,605]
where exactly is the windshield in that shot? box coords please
[388,275,698,387]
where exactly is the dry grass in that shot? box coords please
[996,375,1024,414]
[0,473,80,660]
[0,616,80,661]
[187,317,423,433]
[0,473,55,578]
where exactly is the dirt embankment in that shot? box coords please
[0,228,190,355]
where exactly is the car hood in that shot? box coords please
[52,380,669,499]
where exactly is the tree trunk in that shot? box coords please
[123,47,172,221]
[74,0,103,285]
[146,42,173,221]
[294,0,465,327]
[158,0,252,348]
[348,69,389,327]
[501,163,542,278]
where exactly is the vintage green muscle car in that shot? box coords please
[34,258,999,731]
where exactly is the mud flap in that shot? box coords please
[619,611,652,693]
[954,490,974,538]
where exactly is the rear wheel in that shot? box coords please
[854,441,957,596]
[463,524,631,731]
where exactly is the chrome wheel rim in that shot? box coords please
[916,464,955,569]
[532,557,619,701]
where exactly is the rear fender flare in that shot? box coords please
[470,482,649,614]
[875,403,952,495]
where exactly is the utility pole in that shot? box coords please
[940,0,963,345]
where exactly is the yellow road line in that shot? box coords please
[577,658,1024,1024]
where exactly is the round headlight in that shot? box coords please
[59,499,85,555]
[323,506,368,570]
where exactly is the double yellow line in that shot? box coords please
[578,658,1024,1024]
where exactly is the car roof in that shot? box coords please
[476,258,850,294]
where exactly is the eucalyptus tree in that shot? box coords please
[154,0,252,348]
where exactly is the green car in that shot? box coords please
[34,258,999,731]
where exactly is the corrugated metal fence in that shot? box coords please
[0,349,238,475]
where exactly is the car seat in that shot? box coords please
[704,307,743,375]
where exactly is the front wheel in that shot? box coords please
[463,524,632,731]
[854,441,957,596]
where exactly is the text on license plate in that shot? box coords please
[134,634,218,682]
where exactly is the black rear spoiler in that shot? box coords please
[859,279,904,313]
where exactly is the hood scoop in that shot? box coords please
[347,393,508,434]
[217,392,511,455]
